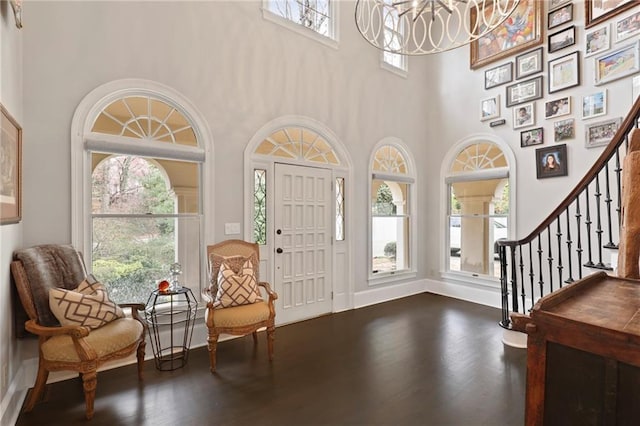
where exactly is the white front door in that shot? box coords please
[274,163,332,324]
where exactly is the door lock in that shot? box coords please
[276,248,283,254]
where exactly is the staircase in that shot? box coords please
[498,96,640,330]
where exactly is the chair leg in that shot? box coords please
[207,331,219,373]
[23,358,49,412]
[136,340,146,381]
[267,324,275,361]
[252,331,258,345]
[81,370,97,420]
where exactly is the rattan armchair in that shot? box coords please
[11,244,146,420]
[203,240,277,372]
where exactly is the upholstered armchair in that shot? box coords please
[203,240,277,373]
[11,244,146,420]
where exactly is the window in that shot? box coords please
[381,0,408,73]
[335,177,345,241]
[264,0,337,44]
[254,169,267,245]
[370,141,415,281]
[446,142,511,279]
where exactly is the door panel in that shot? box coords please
[274,163,332,324]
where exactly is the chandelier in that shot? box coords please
[355,0,521,55]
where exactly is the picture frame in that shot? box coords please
[513,102,535,129]
[544,96,571,119]
[550,0,571,10]
[548,26,576,53]
[585,117,623,148]
[585,0,636,29]
[582,90,607,120]
[505,75,543,107]
[515,48,543,80]
[470,0,542,70]
[548,51,580,93]
[520,127,544,147]
[484,63,513,90]
[594,41,640,86]
[536,145,568,179]
[614,10,640,43]
[548,4,573,30]
[585,25,610,57]
[1,105,23,225]
[554,118,575,142]
[480,95,500,121]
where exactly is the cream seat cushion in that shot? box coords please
[207,301,270,328]
[40,318,143,363]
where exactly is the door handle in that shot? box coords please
[276,248,283,254]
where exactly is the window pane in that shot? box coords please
[335,177,345,241]
[254,169,267,245]
[372,180,408,215]
[266,0,332,37]
[372,216,409,273]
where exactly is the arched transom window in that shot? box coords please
[254,127,340,165]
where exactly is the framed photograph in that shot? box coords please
[485,63,513,89]
[554,118,575,142]
[548,26,576,53]
[545,96,571,119]
[536,145,568,179]
[1,105,22,225]
[550,0,571,9]
[513,102,535,129]
[548,4,573,30]
[585,117,623,148]
[521,127,544,147]
[582,90,607,120]
[615,10,640,43]
[506,75,543,107]
[548,51,580,93]
[585,25,610,57]
[585,0,636,29]
[480,95,500,121]
[594,41,640,85]
[470,0,542,70]
[515,48,543,80]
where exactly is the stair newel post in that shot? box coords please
[565,206,574,283]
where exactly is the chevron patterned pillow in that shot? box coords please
[49,275,124,329]
[214,259,262,308]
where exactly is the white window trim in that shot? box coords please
[368,137,417,285]
[261,0,339,50]
[381,55,409,78]
[70,79,214,296]
[440,133,517,285]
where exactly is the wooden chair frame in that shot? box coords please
[203,240,277,373]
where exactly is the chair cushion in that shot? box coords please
[14,244,87,327]
[40,317,143,363]
[49,275,124,330]
[207,301,271,327]
[214,260,262,308]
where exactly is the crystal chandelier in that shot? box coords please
[355,0,521,55]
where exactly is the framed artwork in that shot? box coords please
[536,145,568,179]
[548,51,580,93]
[554,118,575,142]
[585,25,610,57]
[521,127,544,147]
[515,48,543,80]
[594,41,640,85]
[545,96,571,119]
[485,63,513,89]
[548,26,576,53]
[470,0,542,70]
[10,0,22,29]
[585,117,623,148]
[480,95,500,121]
[615,10,640,43]
[548,4,573,30]
[1,105,22,225]
[582,90,607,120]
[506,75,543,107]
[550,0,571,9]
[513,102,535,129]
[585,0,637,29]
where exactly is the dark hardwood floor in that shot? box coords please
[15,293,526,425]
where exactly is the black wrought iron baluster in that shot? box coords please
[565,206,573,283]
[615,147,622,235]
[547,226,554,293]
[604,163,616,249]
[528,242,535,310]
[499,245,510,328]
[519,245,525,312]
[556,217,563,287]
[510,244,519,314]
[538,235,544,298]
[595,174,606,268]
[584,185,595,267]
[576,195,583,280]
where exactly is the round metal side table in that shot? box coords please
[145,287,197,371]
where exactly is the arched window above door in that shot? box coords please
[254,126,341,165]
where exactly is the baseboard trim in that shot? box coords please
[423,277,502,309]
[1,361,29,426]
[353,279,427,308]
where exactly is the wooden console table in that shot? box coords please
[513,271,640,425]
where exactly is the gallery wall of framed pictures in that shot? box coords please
[475,0,640,179]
